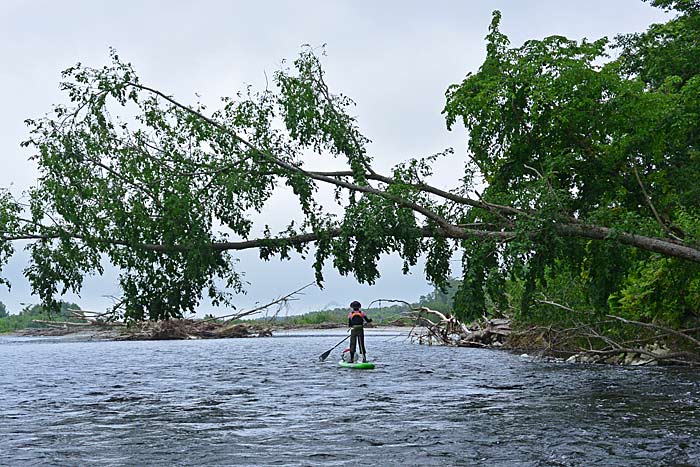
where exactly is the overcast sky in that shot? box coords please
[0,1,670,316]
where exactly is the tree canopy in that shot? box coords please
[444,1,700,325]
[1,0,699,326]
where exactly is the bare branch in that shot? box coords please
[201,282,316,323]
[607,314,700,348]
[631,162,684,242]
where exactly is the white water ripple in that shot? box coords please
[1,330,699,466]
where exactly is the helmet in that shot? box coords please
[350,300,361,310]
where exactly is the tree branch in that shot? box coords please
[631,162,684,242]
[202,282,316,322]
[607,314,700,348]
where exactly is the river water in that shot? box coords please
[1,329,699,466]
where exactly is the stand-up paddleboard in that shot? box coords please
[338,360,376,370]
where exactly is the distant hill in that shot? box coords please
[258,303,410,327]
[249,280,460,327]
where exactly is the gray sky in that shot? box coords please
[0,1,670,316]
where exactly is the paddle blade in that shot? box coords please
[319,349,332,361]
[319,335,349,362]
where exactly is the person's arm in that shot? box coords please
[363,312,372,324]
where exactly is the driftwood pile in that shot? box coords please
[29,314,272,340]
[25,283,314,340]
[407,306,700,366]
[400,305,512,347]
[119,319,272,340]
[510,314,700,366]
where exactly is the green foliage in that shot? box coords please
[610,257,700,327]
[0,190,20,291]
[0,301,7,318]
[443,6,700,329]
[418,278,460,315]
[0,313,41,333]
[3,4,700,333]
[10,46,456,323]
[0,301,81,333]
[647,0,700,12]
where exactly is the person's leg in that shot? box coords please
[349,328,357,363]
[359,328,367,362]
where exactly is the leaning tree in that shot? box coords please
[2,0,699,324]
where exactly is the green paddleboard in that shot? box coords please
[338,360,376,370]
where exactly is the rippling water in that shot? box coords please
[1,329,699,466]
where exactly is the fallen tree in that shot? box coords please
[1,2,699,331]
[369,299,511,348]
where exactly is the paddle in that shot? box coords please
[319,335,350,361]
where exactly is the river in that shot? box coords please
[1,329,699,466]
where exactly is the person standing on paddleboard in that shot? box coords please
[348,300,372,363]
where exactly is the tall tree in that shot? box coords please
[443,2,700,322]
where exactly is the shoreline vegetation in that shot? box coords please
[5,301,699,367]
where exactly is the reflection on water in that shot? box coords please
[1,330,699,466]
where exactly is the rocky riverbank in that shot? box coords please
[407,306,700,367]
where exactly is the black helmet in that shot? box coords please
[350,300,361,310]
